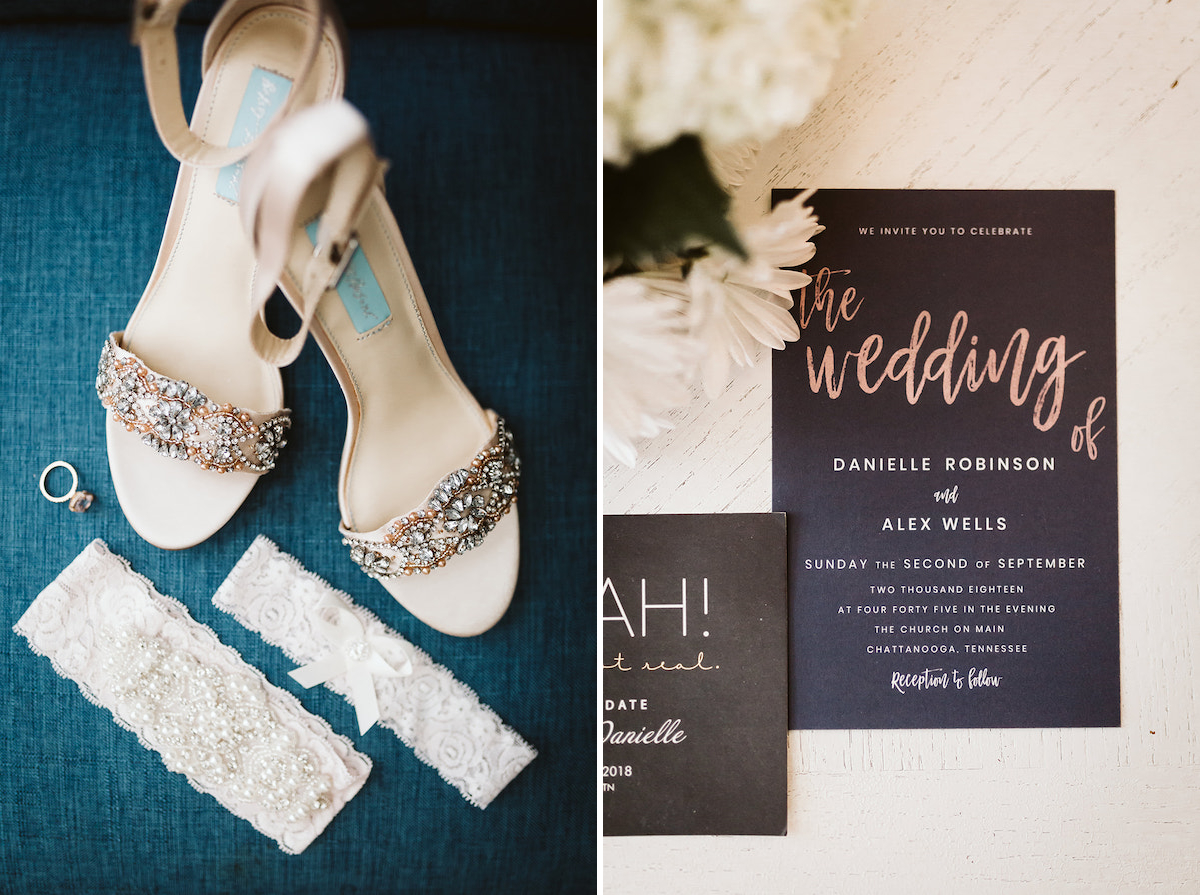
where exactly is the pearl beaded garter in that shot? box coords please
[213,536,537,809]
[14,541,371,855]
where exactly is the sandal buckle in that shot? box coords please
[130,0,165,44]
[315,236,360,290]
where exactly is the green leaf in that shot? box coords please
[604,135,746,268]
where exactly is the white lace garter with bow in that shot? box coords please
[213,536,537,809]
[13,540,371,855]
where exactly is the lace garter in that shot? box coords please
[213,536,537,809]
[14,540,371,855]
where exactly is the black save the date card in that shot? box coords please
[602,513,788,836]
[772,189,1119,730]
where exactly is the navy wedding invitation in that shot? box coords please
[602,513,788,835]
[772,189,1119,729]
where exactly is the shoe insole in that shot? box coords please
[291,185,494,533]
[124,6,342,408]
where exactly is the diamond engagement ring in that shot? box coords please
[39,461,95,513]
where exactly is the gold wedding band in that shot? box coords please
[39,461,95,513]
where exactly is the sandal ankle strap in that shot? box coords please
[240,100,387,367]
[132,0,329,168]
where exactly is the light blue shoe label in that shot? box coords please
[215,67,293,203]
[305,220,393,333]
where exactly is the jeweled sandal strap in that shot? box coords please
[341,418,520,578]
[96,333,290,475]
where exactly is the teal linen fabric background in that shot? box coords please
[0,12,595,895]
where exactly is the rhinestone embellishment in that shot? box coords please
[96,335,290,474]
[342,418,520,578]
[99,627,333,823]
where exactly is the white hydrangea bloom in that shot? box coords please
[604,0,865,164]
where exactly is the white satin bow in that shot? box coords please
[289,594,413,734]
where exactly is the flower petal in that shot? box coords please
[726,284,801,348]
[603,274,699,465]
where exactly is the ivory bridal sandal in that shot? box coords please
[239,100,521,637]
[95,0,344,549]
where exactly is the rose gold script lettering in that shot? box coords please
[800,269,1086,431]
[794,267,866,333]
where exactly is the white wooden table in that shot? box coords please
[603,1,1200,889]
